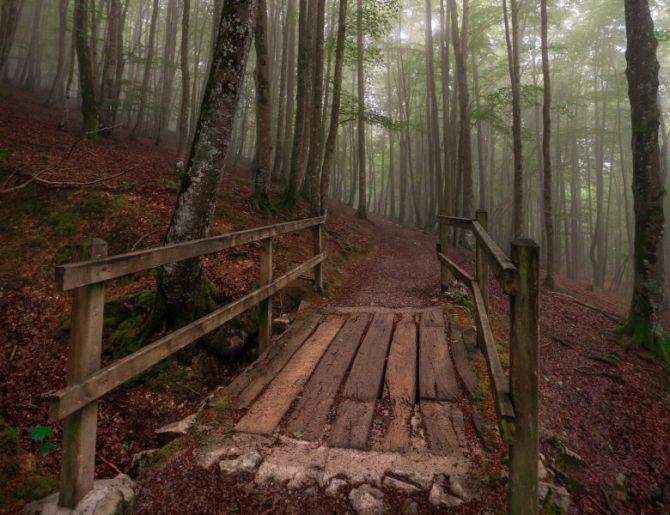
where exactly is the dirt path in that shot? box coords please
[329,215,442,308]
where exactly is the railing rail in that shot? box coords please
[437,210,539,515]
[51,216,326,508]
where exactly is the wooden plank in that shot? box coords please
[419,312,459,402]
[471,220,517,295]
[383,315,417,452]
[437,215,473,230]
[475,210,490,311]
[437,252,474,286]
[229,316,321,409]
[450,322,484,400]
[58,239,107,508]
[472,283,515,420]
[56,216,326,291]
[328,400,376,450]
[342,313,394,401]
[234,315,346,435]
[285,314,371,440]
[421,401,466,457]
[421,309,445,327]
[49,253,327,422]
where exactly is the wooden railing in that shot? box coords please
[437,210,539,515]
[49,216,326,509]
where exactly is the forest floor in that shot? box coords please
[1,85,669,514]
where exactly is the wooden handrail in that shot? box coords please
[56,216,326,291]
[49,252,326,422]
[52,217,327,509]
[437,212,539,515]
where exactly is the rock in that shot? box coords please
[539,482,550,503]
[129,448,159,478]
[538,460,548,481]
[562,447,583,465]
[298,300,311,312]
[207,327,249,359]
[273,315,291,332]
[401,499,420,515]
[349,485,387,514]
[382,475,419,493]
[615,472,626,489]
[326,478,348,497]
[304,486,317,497]
[429,479,463,508]
[220,451,263,475]
[22,475,135,515]
[155,413,197,445]
[448,477,466,500]
[548,485,571,513]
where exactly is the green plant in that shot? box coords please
[29,426,58,457]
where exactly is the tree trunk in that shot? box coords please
[155,0,179,144]
[279,0,297,181]
[621,0,668,358]
[0,0,21,76]
[176,0,191,168]
[99,0,121,134]
[131,0,159,138]
[355,0,367,220]
[252,0,273,204]
[153,0,257,327]
[74,0,99,137]
[320,0,348,216]
[45,0,70,107]
[540,0,556,289]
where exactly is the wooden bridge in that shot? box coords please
[47,211,539,514]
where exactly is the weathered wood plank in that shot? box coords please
[285,314,371,440]
[450,321,484,400]
[471,283,515,421]
[328,400,376,450]
[419,311,459,402]
[234,315,345,435]
[437,252,474,286]
[421,401,466,457]
[58,239,107,508]
[258,237,273,353]
[342,313,394,401]
[229,316,321,409]
[56,216,326,291]
[437,215,473,230]
[471,220,518,295]
[49,253,327,422]
[383,315,417,452]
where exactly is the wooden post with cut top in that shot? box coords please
[58,238,107,508]
[509,239,540,515]
[475,209,489,312]
[313,225,324,293]
[258,237,273,352]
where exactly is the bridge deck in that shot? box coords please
[230,307,484,458]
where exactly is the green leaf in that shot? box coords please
[38,442,59,457]
[30,426,54,443]
[292,431,303,439]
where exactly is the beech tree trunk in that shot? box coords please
[99,0,121,134]
[622,0,668,357]
[45,0,70,107]
[74,0,98,137]
[131,0,159,138]
[355,0,367,220]
[155,0,178,144]
[0,0,21,75]
[154,0,257,326]
[253,0,273,203]
[176,0,191,168]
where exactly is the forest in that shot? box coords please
[0,0,669,513]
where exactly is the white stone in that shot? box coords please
[219,451,263,475]
[326,478,348,497]
[22,475,135,515]
[348,485,387,515]
[548,485,571,513]
[538,460,548,481]
[155,413,197,444]
[382,475,419,493]
[448,476,467,500]
[429,480,463,508]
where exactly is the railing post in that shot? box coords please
[438,212,450,289]
[258,237,273,353]
[58,238,107,509]
[313,224,324,293]
[475,210,489,312]
[509,239,540,515]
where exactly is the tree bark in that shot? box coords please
[154,0,257,326]
[0,0,22,76]
[155,0,179,144]
[252,0,273,204]
[320,0,348,216]
[99,0,121,134]
[622,0,668,357]
[131,0,159,138]
[74,0,99,137]
[355,0,367,219]
[45,0,70,107]
[176,0,191,168]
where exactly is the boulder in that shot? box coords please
[326,478,348,497]
[129,448,159,478]
[349,485,387,515]
[219,451,263,475]
[22,475,135,515]
[155,413,197,445]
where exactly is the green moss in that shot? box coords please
[135,290,156,312]
[618,317,670,365]
[212,397,229,413]
[11,475,57,502]
[106,315,144,358]
[113,196,128,208]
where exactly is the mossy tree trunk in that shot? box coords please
[153,0,257,329]
[622,0,668,359]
